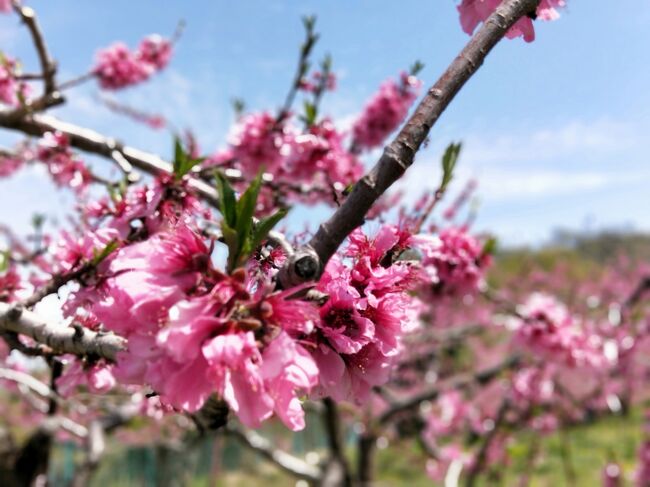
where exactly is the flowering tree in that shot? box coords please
[0,0,649,485]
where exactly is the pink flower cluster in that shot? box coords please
[227,112,286,176]
[0,55,29,106]
[0,266,22,302]
[0,0,10,13]
[56,358,116,397]
[415,226,491,296]
[285,118,364,187]
[136,35,173,71]
[512,293,607,368]
[0,153,24,178]
[425,391,474,436]
[66,223,320,430]
[351,72,422,151]
[93,34,172,90]
[208,69,423,209]
[225,112,363,204]
[82,176,208,241]
[54,227,118,274]
[457,0,566,42]
[312,225,419,403]
[47,173,211,291]
[37,131,91,192]
[511,366,555,406]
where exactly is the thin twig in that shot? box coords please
[21,258,99,308]
[464,398,510,487]
[322,398,352,487]
[0,366,57,399]
[379,354,520,425]
[224,423,320,482]
[12,1,57,94]
[624,275,650,310]
[276,16,319,124]
[58,72,95,91]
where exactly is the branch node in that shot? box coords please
[278,245,321,288]
[7,305,24,321]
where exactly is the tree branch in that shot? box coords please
[224,423,321,482]
[464,398,510,487]
[279,0,542,287]
[70,420,105,487]
[0,366,55,399]
[12,1,57,94]
[21,259,97,308]
[0,303,126,361]
[321,398,352,487]
[624,275,650,310]
[0,113,220,206]
[379,354,520,425]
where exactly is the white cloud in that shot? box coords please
[398,117,649,203]
[470,169,611,200]
[461,119,642,165]
[390,116,650,246]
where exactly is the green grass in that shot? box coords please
[54,410,643,486]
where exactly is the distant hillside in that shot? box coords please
[489,230,650,288]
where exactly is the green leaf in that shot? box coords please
[0,251,9,273]
[31,214,45,228]
[303,101,317,126]
[231,97,246,116]
[320,53,332,73]
[409,60,425,76]
[221,224,240,273]
[250,208,289,252]
[172,137,204,180]
[235,169,263,248]
[215,171,237,228]
[173,137,185,168]
[482,237,498,257]
[302,15,316,32]
[440,142,462,192]
[216,169,289,273]
[91,240,119,266]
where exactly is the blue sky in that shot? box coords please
[1,1,649,246]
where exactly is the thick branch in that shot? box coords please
[0,114,219,206]
[0,303,126,361]
[225,424,320,482]
[280,0,542,286]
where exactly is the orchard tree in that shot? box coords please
[0,0,649,486]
